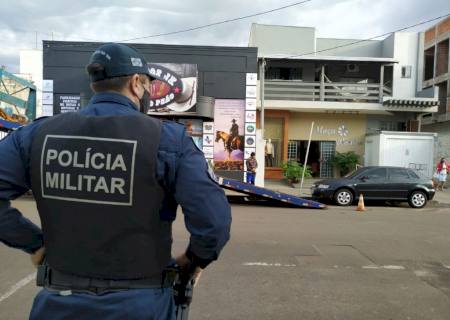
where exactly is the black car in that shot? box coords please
[311,166,435,208]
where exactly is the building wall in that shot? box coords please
[422,17,450,122]
[19,50,43,117]
[422,122,450,162]
[391,33,419,98]
[43,41,257,106]
[382,34,395,58]
[249,23,315,56]
[288,112,367,157]
[366,113,415,134]
[316,38,382,57]
[425,16,450,45]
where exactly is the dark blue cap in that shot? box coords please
[87,43,154,82]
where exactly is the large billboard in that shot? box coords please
[213,99,245,171]
[147,63,198,115]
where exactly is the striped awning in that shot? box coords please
[382,98,439,108]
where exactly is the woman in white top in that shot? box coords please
[436,157,449,191]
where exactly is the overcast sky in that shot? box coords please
[1,0,449,73]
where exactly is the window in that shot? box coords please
[389,168,411,180]
[287,141,298,161]
[363,168,387,180]
[408,170,420,179]
[380,121,404,131]
[401,66,412,78]
[265,67,303,80]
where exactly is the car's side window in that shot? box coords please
[408,170,420,179]
[389,168,410,180]
[364,168,387,180]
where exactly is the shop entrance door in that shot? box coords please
[319,141,336,178]
[287,140,321,178]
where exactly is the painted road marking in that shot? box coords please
[0,272,36,304]
[243,262,297,267]
[362,265,406,270]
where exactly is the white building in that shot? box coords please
[249,23,439,179]
[19,50,43,117]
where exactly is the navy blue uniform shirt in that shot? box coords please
[0,92,231,319]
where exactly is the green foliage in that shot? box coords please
[281,161,312,182]
[331,151,360,176]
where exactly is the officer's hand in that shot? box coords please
[30,247,45,267]
[192,266,203,288]
[175,253,190,268]
[175,253,203,287]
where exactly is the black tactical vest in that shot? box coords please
[30,112,171,280]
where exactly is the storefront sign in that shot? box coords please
[317,124,353,145]
[203,121,214,134]
[42,80,53,92]
[54,94,81,114]
[213,99,245,171]
[245,123,256,135]
[42,92,53,105]
[203,147,214,159]
[147,63,198,114]
[245,98,256,110]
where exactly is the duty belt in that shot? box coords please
[37,264,177,294]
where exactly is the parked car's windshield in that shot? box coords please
[345,168,366,179]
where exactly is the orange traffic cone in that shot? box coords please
[356,193,366,212]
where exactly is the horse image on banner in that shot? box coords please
[213,100,245,171]
[215,130,244,161]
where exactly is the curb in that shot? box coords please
[428,200,450,208]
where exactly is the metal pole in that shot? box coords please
[320,65,325,101]
[379,65,385,103]
[260,58,266,137]
[300,121,314,195]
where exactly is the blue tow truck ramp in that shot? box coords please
[218,177,326,209]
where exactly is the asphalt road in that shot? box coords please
[1,198,450,319]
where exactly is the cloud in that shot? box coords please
[1,0,449,72]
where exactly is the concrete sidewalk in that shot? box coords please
[264,179,318,198]
[433,189,450,206]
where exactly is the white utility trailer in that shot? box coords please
[364,131,437,179]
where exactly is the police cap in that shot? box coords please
[87,43,154,82]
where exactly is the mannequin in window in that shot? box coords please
[265,139,274,167]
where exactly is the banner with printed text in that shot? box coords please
[213,99,245,171]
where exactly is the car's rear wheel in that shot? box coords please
[408,190,427,209]
[334,188,353,206]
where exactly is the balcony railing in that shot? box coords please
[264,80,392,103]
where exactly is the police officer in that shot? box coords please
[0,43,231,319]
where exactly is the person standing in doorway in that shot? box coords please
[246,152,258,185]
[436,157,450,191]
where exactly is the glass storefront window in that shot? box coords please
[265,118,284,167]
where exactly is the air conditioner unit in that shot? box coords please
[346,64,359,73]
